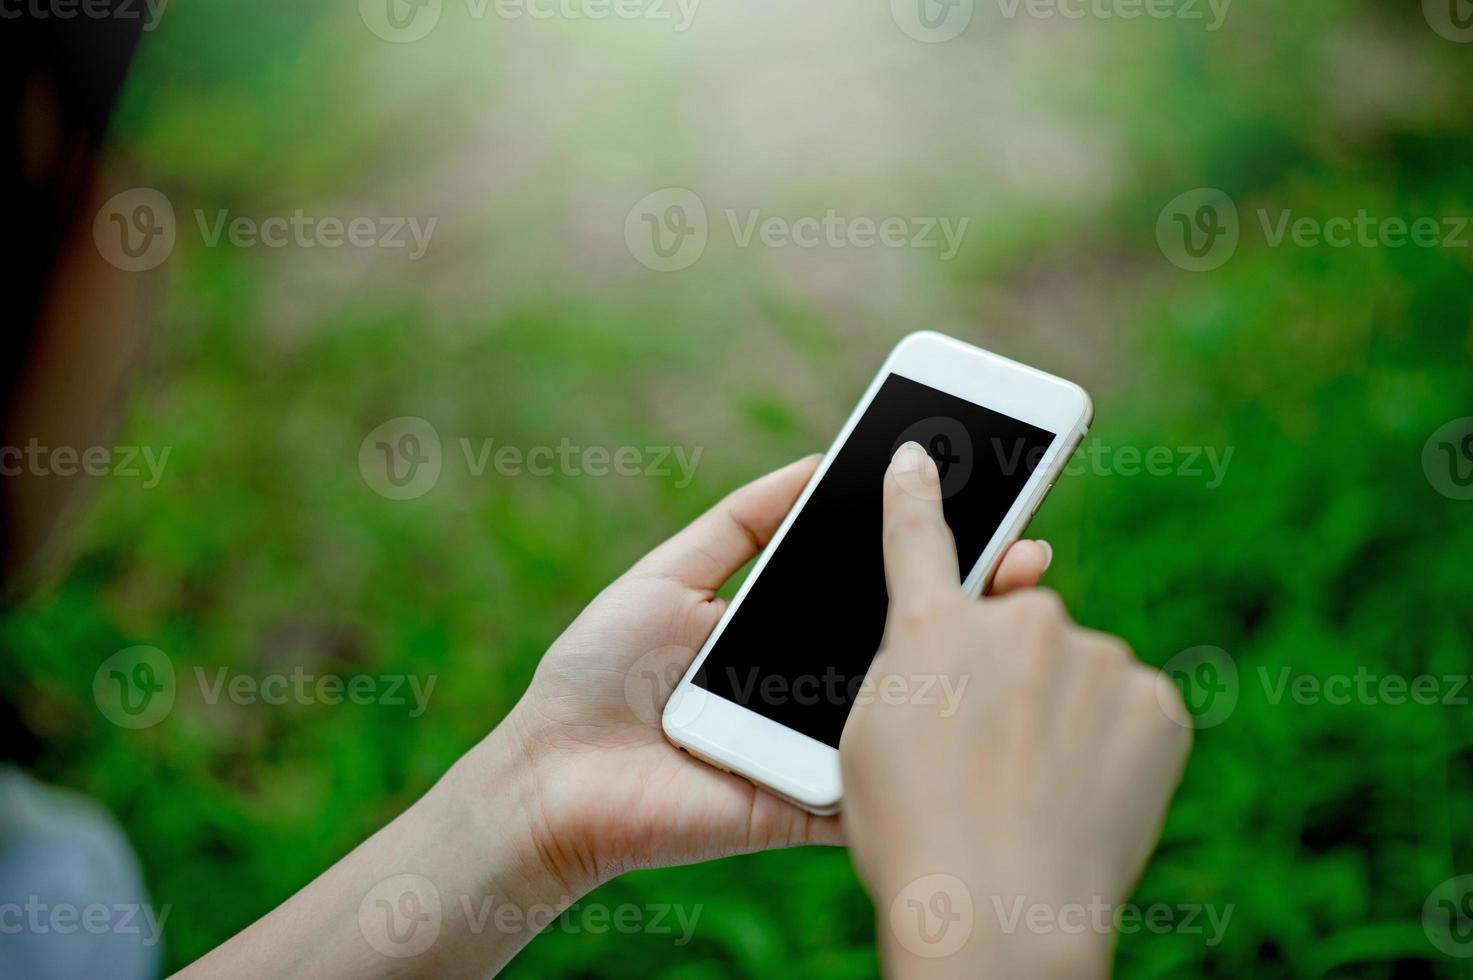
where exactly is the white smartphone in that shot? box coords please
[661,331,1092,814]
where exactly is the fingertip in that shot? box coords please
[880,441,958,600]
[797,452,822,475]
[886,442,941,504]
[891,441,929,475]
[990,539,1051,595]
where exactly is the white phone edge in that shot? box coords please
[662,330,1093,815]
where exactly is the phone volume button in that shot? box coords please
[1029,483,1053,517]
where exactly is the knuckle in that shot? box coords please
[891,594,954,633]
[884,507,939,545]
[995,589,1069,654]
[1144,670,1195,756]
[1010,588,1068,624]
[1133,664,1181,717]
[1080,632,1134,669]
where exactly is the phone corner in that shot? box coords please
[892,329,948,354]
[798,796,844,817]
[1062,380,1094,433]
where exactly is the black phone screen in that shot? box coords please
[692,373,1057,748]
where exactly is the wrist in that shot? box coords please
[433,704,600,901]
[968,930,1110,980]
[883,914,1112,980]
[428,718,599,911]
[869,866,1114,980]
[192,722,597,980]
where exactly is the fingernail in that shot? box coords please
[1035,539,1053,571]
[892,441,930,475]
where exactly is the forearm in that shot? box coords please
[174,726,586,980]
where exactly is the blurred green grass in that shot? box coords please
[4,0,1473,976]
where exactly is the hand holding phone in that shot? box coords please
[664,331,1093,811]
[842,444,1193,977]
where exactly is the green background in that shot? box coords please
[4,0,1473,975]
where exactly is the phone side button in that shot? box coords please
[1029,483,1053,518]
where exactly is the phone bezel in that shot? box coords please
[661,330,1093,813]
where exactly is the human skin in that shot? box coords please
[840,443,1193,979]
[175,455,1056,978]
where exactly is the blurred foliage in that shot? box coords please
[3,0,1473,976]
